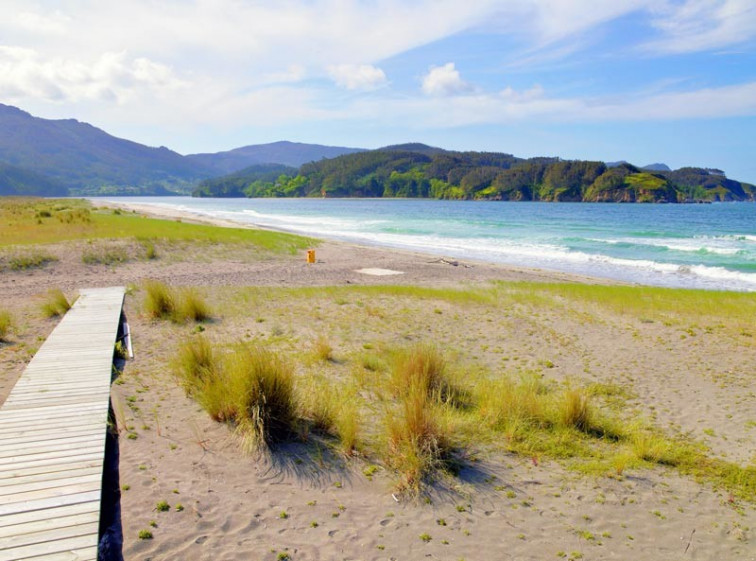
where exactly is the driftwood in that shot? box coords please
[428,258,473,268]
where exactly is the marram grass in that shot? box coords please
[143,281,211,324]
[174,285,755,499]
[174,338,297,452]
[41,289,72,318]
[0,310,14,341]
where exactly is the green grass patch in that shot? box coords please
[0,198,313,254]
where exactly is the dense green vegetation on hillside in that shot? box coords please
[0,162,68,197]
[194,145,756,203]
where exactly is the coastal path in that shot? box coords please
[0,287,126,561]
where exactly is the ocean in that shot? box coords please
[100,197,756,292]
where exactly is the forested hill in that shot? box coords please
[193,144,756,202]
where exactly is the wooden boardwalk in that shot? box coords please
[0,287,126,561]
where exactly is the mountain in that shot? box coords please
[0,104,213,195]
[185,141,364,174]
[0,161,68,196]
[195,147,755,202]
[642,163,672,172]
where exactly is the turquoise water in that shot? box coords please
[101,197,756,292]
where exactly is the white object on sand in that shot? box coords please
[355,268,405,276]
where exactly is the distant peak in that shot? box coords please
[0,103,32,118]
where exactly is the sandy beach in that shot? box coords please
[1,201,754,561]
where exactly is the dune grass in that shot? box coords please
[174,337,297,452]
[0,310,14,341]
[41,289,72,318]
[174,283,756,499]
[0,198,313,253]
[143,281,211,323]
[4,249,58,271]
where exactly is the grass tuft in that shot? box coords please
[312,334,334,362]
[174,340,297,452]
[0,310,14,341]
[144,280,175,320]
[144,281,211,323]
[41,289,72,318]
[385,379,452,494]
[391,343,451,401]
[560,389,593,433]
[178,288,211,322]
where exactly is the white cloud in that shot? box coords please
[344,81,756,129]
[327,64,387,91]
[0,47,187,104]
[262,64,307,85]
[422,63,472,96]
[646,0,756,53]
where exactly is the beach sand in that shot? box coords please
[1,202,753,561]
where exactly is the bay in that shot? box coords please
[100,197,756,292]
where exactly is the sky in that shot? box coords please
[1,0,755,183]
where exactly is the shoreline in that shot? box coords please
[102,200,623,289]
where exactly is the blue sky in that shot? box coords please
[1,1,755,182]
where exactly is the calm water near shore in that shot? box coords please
[101,197,756,292]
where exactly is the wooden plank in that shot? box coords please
[0,473,102,502]
[0,478,101,503]
[0,434,106,458]
[0,501,100,530]
[0,455,102,480]
[0,440,106,463]
[0,466,102,489]
[0,534,97,561]
[0,489,101,517]
[0,428,104,447]
[0,511,100,541]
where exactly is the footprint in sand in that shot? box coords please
[194,536,208,545]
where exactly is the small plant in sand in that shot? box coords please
[41,289,72,318]
[312,334,334,362]
[155,500,170,512]
[137,530,153,540]
[0,310,14,341]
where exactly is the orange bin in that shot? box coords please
[306,249,316,264]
